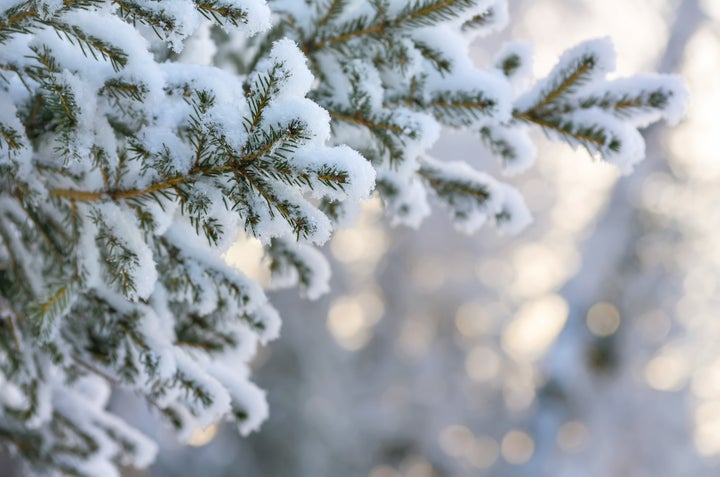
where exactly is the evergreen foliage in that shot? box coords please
[0,0,686,474]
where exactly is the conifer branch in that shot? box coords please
[305,0,476,52]
[514,111,607,148]
[0,2,39,41]
[317,0,347,28]
[43,20,128,71]
[329,111,405,134]
[112,0,175,36]
[194,0,248,26]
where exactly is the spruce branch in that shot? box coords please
[497,52,522,77]
[0,124,24,153]
[524,48,604,112]
[193,0,249,27]
[418,165,491,205]
[305,0,477,52]
[461,5,495,30]
[42,20,129,71]
[111,0,176,38]
[514,110,609,150]
[316,0,349,28]
[397,0,477,28]
[0,1,39,41]
[426,89,499,125]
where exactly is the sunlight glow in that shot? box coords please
[327,297,372,350]
[645,352,687,392]
[465,345,501,383]
[502,295,569,362]
[187,423,219,447]
[557,421,589,453]
[501,430,535,465]
[586,302,621,337]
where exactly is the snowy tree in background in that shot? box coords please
[0,0,686,474]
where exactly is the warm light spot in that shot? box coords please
[693,361,720,399]
[702,0,720,20]
[557,421,589,452]
[398,455,434,477]
[224,236,269,286]
[694,400,720,456]
[586,302,621,337]
[330,198,387,265]
[502,295,569,362]
[331,229,367,263]
[356,289,385,325]
[669,27,720,180]
[468,436,500,469]
[501,430,534,465]
[327,297,371,350]
[511,244,576,297]
[397,316,435,358]
[645,353,687,391]
[439,425,475,458]
[328,299,364,338]
[455,301,502,338]
[368,465,401,477]
[465,346,500,383]
[187,422,219,447]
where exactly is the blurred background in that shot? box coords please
[4,0,714,476]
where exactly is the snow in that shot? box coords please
[583,73,689,127]
[494,184,532,235]
[207,362,269,435]
[290,144,376,202]
[268,240,332,300]
[0,0,690,474]
[259,39,315,99]
[420,156,504,234]
[515,37,617,113]
[482,125,537,176]
[93,202,158,301]
[567,108,646,174]
[179,22,218,66]
[494,41,534,89]
[173,349,232,430]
